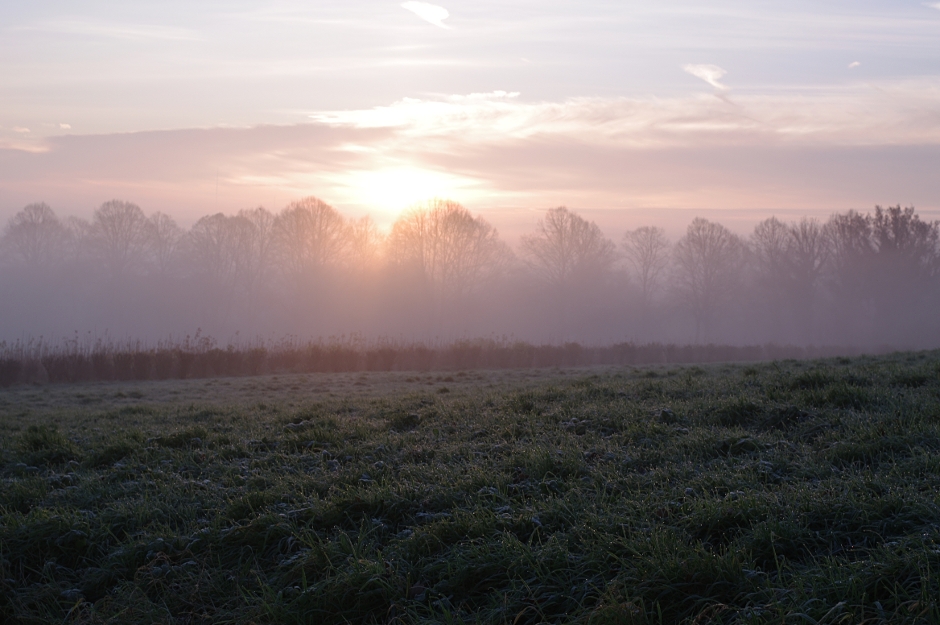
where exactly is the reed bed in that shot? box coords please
[0,334,866,387]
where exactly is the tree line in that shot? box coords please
[1,198,938,348]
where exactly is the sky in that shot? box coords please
[2,0,940,237]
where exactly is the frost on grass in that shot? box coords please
[2,351,940,623]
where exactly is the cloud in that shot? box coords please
[59,123,72,130]
[683,64,729,91]
[12,127,31,134]
[401,2,452,29]
[848,61,861,68]
[924,2,940,9]
[310,81,940,149]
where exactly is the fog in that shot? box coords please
[1,198,938,352]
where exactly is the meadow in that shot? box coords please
[2,351,940,624]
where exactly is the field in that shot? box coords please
[2,352,940,624]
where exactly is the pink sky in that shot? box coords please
[2,1,940,240]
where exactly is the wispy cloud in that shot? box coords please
[59,123,71,130]
[924,3,940,9]
[12,127,31,134]
[848,61,861,69]
[683,64,729,91]
[309,81,940,149]
[401,2,452,29]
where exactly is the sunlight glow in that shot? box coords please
[340,167,480,215]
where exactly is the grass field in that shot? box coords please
[2,351,940,624]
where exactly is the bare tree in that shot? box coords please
[622,226,670,311]
[185,213,242,293]
[868,205,940,341]
[673,217,743,342]
[751,217,791,282]
[236,207,276,291]
[750,217,792,338]
[273,197,347,288]
[787,218,830,288]
[146,212,183,276]
[747,216,830,343]
[1,202,67,269]
[786,217,829,341]
[389,199,510,301]
[826,209,874,285]
[520,207,616,336]
[62,216,92,264]
[347,215,385,273]
[825,209,876,341]
[825,206,940,343]
[870,205,940,279]
[90,200,150,279]
[521,207,616,289]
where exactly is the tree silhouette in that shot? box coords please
[146,212,183,277]
[180,211,273,326]
[236,207,276,293]
[674,218,743,342]
[751,217,790,281]
[750,217,793,339]
[825,210,876,340]
[827,209,873,285]
[622,226,670,315]
[868,205,940,341]
[786,217,829,342]
[521,207,615,288]
[90,200,150,279]
[347,215,384,274]
[521,207,615,335]
[273,197,347,289]
[1,202,67,269]
[185,213,243,294]
[825,206,940,343]
[62,216,92,264]
[870,205,939,280]
[3,193,939,348]
[388,199,510,327]
[749,216,830,342]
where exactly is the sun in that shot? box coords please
[342,166,480,216]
